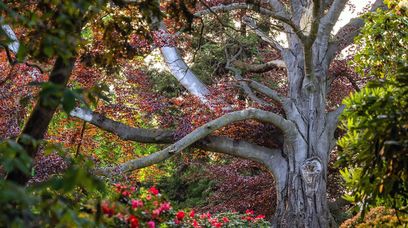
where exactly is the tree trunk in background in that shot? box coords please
[7,57,76,185]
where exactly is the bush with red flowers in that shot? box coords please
[99,183,271,227]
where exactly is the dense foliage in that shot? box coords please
[338,0,408,213]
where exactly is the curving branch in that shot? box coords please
[70,108,289,176]
[195,2,304,41]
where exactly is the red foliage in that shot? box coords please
[200,159,276,218]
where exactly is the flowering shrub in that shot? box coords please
[100,183,271,227]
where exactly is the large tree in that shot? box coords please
[70,1,385,227]
[2,0,385,227]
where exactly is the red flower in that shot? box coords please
[114,183,124,192]
[128,215,139,228]
[148,186,159,196]
[256,214,266,219]
[200,212,211,219]
[192,219,200,228]
[213,222,222,228]
[176,211,185,220]
[189,210,195,218]
[245,209,254,215]
[222,217,229,223]
[101,202,115,217]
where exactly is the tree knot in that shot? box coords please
[301,157,322,195]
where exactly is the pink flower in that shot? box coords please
[245,209,254,215]
[131,199,144,209]
[256,214,266,219]
[116,213,124,220]
[146,194,152,200]
[147,221,155,228]
[189,210,195,218]
[148,186,159,196]
[122,191,130,197]
[176,211,185,220]
[159,202,171,211]
[152,209,161,217]
[192,219,200,228]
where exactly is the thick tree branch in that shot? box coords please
[319,0,348,37]
[149,13,210,103]
[0,23,20,54]
[70,107,175,143]
[329,0,386,56]
[71,108,292,175]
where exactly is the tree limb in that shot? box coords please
[242,16,285,51]
[225,46,271,106]
[70,107,175,143]
[195,2,304,41]
[233,59,286,73]
[70,108,292,175]
[329,0,386,57]
[0,23,20,54]
[247,80,289,107]
[319,0,348,37]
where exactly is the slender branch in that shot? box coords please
[233,59,286,73]
[224,46,270,106]
[247,80,289,107]
[194,3,275,18]
[195,2,304,41]
[242,16,285,51]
